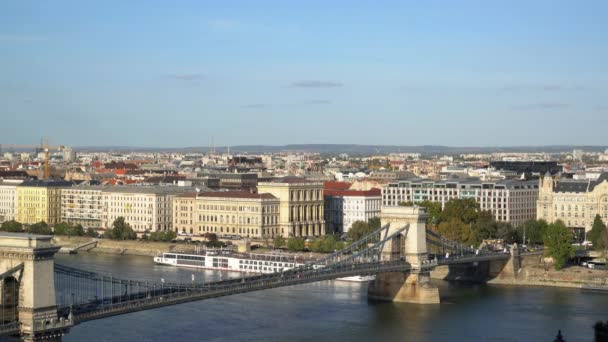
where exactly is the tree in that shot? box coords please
[286,237,305,251]
[495,222,518,244]
[368,217,381,230]
[398,201,414,206]
[72,224,85,236]
[85,227,98,238]
[517,219,548,245]
[27,221,52,235]
[273,235,286,248]
[0,220,23,233]
[53,222,71,235]
[440,198,480,224]
[436,218,474,245]
[104,217,136,240]
[470,210,498,245]
[543,220,575,270]
[417,200,442,226]
[309,235,344,253]
[53,222,86,236]
[588,215,607,250]
[150,230,177,242]
[348,220,374,242]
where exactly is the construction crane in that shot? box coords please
[0,140,66,179]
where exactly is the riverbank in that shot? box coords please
[431,263,608,289]
[52,236,199,256]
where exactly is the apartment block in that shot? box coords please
[0,179,22,223]
[16,180,73,224]
[382,177,538,226]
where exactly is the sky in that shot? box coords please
[1,1,607,148]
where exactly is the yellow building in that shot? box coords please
[16,180,73,225]
[257,177,325,238]
[538,173,608,235]
[173,191,280,238]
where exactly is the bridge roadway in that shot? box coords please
[57,252,510,324]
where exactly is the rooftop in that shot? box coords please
[197,191,277,200]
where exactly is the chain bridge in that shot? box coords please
[0,206,513,341]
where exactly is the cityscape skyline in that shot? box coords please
[2,1,607,147]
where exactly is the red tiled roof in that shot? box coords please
[324,188,381,197]
[323,181,351,190]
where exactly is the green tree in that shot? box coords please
[543,220,575,270]
[347,220,373,242]
[27,221,52,235]
[588,215,607,250]
[273,235,286,248]
[398,201,414,206]
[517,219,548,245]
[286,237,305,251]
[495,222,518,244]
[418,200,442,226]
[150,230,177,242]
[440,198,480,224]
[53,222,71,235]
[436,218,474,245]
[72,224,85,236]
[470,210,498,245]
[368,217,381,230]
[104,217,137,240]
[85,227,98,238]
[309,235,344,253]
[0,220,24,233]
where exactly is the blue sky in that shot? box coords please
[1,1,606,147]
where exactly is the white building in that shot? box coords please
[61,185,105,227]
[0,180,23,223]
[382,177,539,226]
[102,186,196,233]
[324,188,382,234]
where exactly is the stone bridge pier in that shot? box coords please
[368,206,440,304]
[0,233,72,341]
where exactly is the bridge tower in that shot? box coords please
[368,206,440,304]
[0,233,72,341]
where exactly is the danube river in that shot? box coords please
[55,253,608,342]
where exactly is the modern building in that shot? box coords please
[257,177,326,237]
[198,172,258,191]
[489,161,561,176]
[382,177,539,226]
[0,179,23,223]
[16,180,74,225]
[102,186,195,233]
[537,173,608,235]
[324,187,381,234]
[173,191,280,238]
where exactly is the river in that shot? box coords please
[54,253,608,342]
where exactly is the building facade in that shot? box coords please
[102,186,194,233]
[173,191,280,238]
[0,180,22,223]
[257,178,326,237]
[382,177,538,226]
[537,173,608,234]
[16,180,73,225]
[61,186,104,228]
[324,188,382,234]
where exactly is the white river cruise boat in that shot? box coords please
[153,247,375,282]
